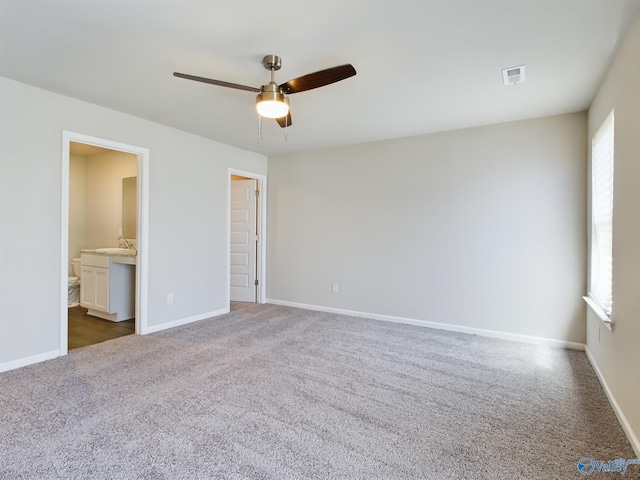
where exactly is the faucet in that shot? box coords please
[118,234,132,249]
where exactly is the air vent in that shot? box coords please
[502,65,525,85]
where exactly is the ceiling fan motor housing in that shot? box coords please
[262,55,282,71]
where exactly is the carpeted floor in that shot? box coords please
[0,303,635,479]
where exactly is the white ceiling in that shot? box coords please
[1,0,639,157]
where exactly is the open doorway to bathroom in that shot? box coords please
[67,142,137,348]
[61,132,149,355]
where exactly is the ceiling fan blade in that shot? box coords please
[173,72,261,93]
[280,64,356,94]
[275,112,292,128]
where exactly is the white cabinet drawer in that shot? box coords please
[81,254,110,268]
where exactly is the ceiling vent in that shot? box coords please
[502,65,525,85]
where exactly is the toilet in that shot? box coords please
[68,258,81,308]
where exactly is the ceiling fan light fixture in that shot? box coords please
[175,55,356,129]
[256,83,289,118]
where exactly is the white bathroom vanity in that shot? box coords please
[80,248,136,321]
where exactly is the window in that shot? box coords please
[587,110,614,323]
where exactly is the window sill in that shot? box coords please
[583,296,613,332]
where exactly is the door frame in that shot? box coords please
[60,131,150,355]
[228,168,267,304]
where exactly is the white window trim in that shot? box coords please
[585,110,614,330]
[583,296,612,331]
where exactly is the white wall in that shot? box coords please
[0,76,267,367]
[84,150,137,249]
[586,12,640,455]
[267,112,587,344]
[68,154,86,274]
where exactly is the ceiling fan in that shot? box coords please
[173,55,356,128]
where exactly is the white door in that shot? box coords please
[230,179,257,302]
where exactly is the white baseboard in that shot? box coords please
[141,307,230,334]
[585,347,640,458]
[265,298,585,351]
[0,349,60,373]
[0,308,231,373]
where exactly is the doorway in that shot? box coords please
[61,131,150,355]
[228,169,266,304]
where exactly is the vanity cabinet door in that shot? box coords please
[80,265,109,312]
[80,265,95,308]
[93,267,109,312]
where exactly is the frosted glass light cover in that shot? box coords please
[256,100,289,118]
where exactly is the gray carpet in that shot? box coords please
[0,303,635,479]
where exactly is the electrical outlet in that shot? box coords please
[332,283,339,294]
[167,293,174,304]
